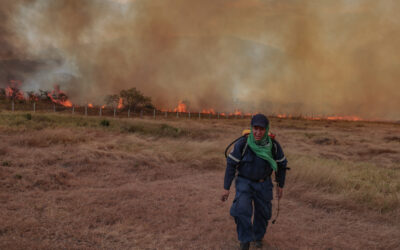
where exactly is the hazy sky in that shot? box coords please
[1,0,399,119]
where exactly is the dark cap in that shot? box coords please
[251,114,269,128]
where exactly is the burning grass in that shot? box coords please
[0,111,399,249]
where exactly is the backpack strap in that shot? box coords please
[241,142,248,159]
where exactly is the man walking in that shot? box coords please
[221,114,288,250]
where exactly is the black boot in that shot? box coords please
[240,242,250,250]
[254,240,263,248]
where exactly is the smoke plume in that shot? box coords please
[1,0,399,120]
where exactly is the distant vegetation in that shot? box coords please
[0,83,155,111]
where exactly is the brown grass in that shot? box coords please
[0,112,399,249]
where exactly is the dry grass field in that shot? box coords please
[0,111,399,249]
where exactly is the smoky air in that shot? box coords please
[1,0,399,120]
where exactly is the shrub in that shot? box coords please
[159,124,181,137]
[25,113,32,120]
[100,119,110,127]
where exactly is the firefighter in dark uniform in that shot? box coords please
[221,114,288,250]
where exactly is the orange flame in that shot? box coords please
[88,103,93,108]
[277,114,293,119]
[326,116,363,121]
[174,101,187,112]
[118,98,124,109]
[5,80,25,100]
[201,108,216,114]
[277,114,363,121]
[233,109,242,116]
[47,85,73,107]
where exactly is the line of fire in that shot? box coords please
[0,80,363,121]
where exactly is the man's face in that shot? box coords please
[252,126,266,141]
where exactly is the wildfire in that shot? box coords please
[118,98,124,109]
[47,85,73,107]
[174,101,187,112]
[5,80,25,100]
[88,103,94,108]
[201,108,216,114]
[277,114,292,119]
[326,116,363,121]
[276,114,363,121]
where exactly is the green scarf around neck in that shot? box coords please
[247,126,277,171]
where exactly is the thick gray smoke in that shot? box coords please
[1,0,399,120]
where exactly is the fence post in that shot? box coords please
[188,111,191,119]
[53,103,56,112]
[33,102,36,113]
[176,111,179,118]
[85,105,88,116]
[113,107,116,118]
[12,100,14,112]
[199,112,201,120]
[153,109,156,119]
[99,107,102,116]
[165,111,167,118]
[72,105,74,114]
[218,112,219,119]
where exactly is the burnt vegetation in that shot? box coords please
[0,83,156,115]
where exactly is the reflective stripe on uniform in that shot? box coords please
[276,156,286,163]
[242,143,248,157]
[228,153,241,163]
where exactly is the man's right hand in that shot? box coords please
[221,189,229,202]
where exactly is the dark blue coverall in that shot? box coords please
[224,136,288,243]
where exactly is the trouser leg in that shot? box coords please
[253,181,273,241]
[230,181,253,243]
[253,198,272,240]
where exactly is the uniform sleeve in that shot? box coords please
[273,140,288,188]
[223,137,246,190]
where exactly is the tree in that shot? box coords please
[105,94,120,108]
[105,94,120,117]
[6,81,24,102]
[0,88,5,100]
[27,91,39,103]
[120,87,153,114]
[39,90,52,102]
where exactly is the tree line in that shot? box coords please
[0,84,154,112]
